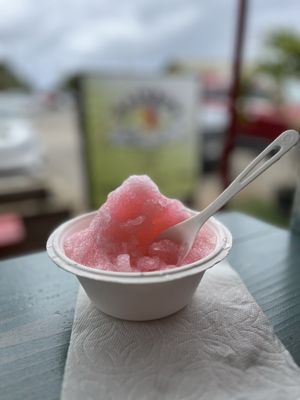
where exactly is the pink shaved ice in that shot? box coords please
[64,176,217,272]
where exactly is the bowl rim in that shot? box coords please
[46,211,232,284]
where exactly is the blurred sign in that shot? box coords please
[79,74,198,208]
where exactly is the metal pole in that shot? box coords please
[220,0,248,188]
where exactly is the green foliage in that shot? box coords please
[165,61,185,74]
[267,30,300,64]
[0,64,27,90]
[256,29,300,82]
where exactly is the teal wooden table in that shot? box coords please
[1,212,300,400]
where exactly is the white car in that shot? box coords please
[199,83,229,170]
[0,118,44,176]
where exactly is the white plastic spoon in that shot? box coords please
[157,129,300,264]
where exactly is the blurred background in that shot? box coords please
[1,0,300,259]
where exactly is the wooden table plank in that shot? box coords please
[0,253,78,400]
[217,211,277,242]
[226,227,300,365]
[0,211,299,400]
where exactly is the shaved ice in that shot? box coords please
[64,176,217,272]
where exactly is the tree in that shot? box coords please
[0,64,27,90]
[256,29,300,96]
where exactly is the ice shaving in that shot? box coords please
[64,176,217,272]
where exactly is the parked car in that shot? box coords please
[199,74,229,170]
[0,117,44,176]
[199,74,293,171]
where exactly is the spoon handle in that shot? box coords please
[201,129,299,220]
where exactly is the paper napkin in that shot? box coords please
[61,261,300,400]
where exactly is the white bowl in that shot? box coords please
[47,211,232,321]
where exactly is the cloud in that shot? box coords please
[0,0,299,89]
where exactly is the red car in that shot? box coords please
[200,74,294,170]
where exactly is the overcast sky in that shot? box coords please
[0,0,299,89]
